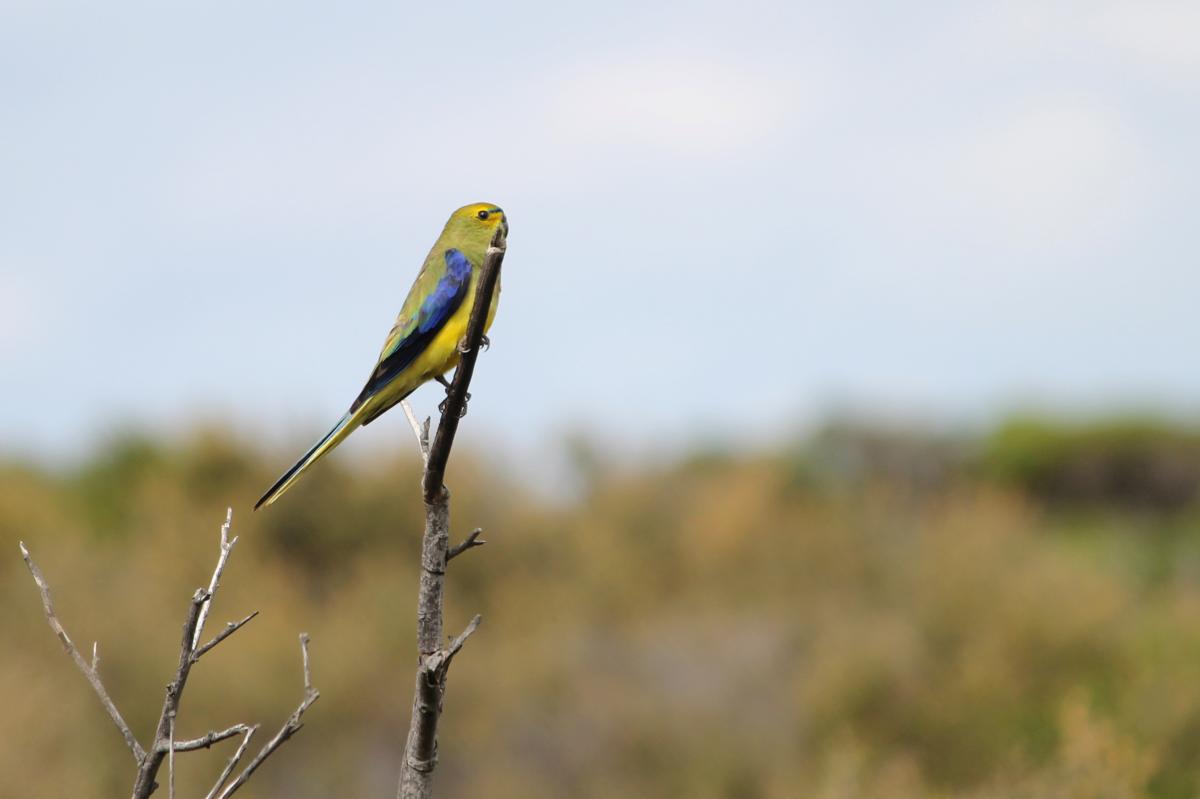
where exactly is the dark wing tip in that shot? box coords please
[254,452,308,511]
[253,483,278,511]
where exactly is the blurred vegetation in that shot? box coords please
[2,415,1199,798]
[980,416,1200,511]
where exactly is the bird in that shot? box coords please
[255,202,507,509]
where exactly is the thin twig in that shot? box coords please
[168,716,176,799]
[301,633,314,689]
[204,726,258,799]
[193,509,238,651]
[19,542,146,763]
[131,588,210,798]
[192,611,259,662]
[401,400,431,467]
[215,634,320,799]
[432,615,482,672]
[446,528,486,561]
[159,724,252,753]
[27,509,314,798]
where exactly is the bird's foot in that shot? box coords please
[434,375,469,404]
[456,334,491,354]
[438,394,470,419]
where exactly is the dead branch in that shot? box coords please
[398,224,506,799]
[204,726,258,799]
[193,508,237,650]
[401,400,432,467]
[192,611,259,662]
[19,541,145,763]
[421,225,506,505]
[447,528,486,561]
[212,634,320,799]
[168,716,176,799]
[130,587,209,798]
[163,724,252,753]
[22,511,317,799]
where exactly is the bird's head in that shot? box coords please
[447,202,508,248]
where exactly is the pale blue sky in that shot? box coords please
[2,0,1197,463]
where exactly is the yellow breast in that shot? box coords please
[365,274,501,416]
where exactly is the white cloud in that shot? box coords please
[853,99,1152,265]
[545,53,810,156]
[153,50,825,234]
[1091,1,1200,72]
[949,103,1149,249]
[980,0,1200,77]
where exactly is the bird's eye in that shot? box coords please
[477,210,490,220]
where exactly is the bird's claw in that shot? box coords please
[438,394,470,419]
[435,375,468,404]
[456,334,491,354]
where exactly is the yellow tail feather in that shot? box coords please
[254,411,362,509]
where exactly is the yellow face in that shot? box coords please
[454,202,507,235]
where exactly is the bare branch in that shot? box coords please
[159,724,252,753]
[422,226,506,503]
[192,611,259,662]
[401,400,431,467]
[301,632,314,692]
[432,615,482,673]
[446,528,486,561]
[29,508,315,799]
[19,541,146,763]
[168,716,176,799]
[193,508,238,651]
[399,225,504,798]
[130,509,285,798]
[215,634,319,799]
[131,588,210,798]
[400,616,483,795]
[204,726,257,799]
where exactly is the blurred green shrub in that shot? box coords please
[981,416,1200,511]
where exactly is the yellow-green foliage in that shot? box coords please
[2,425,1199,798]
[981,416,1200,510]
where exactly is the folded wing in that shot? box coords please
[350,248,473,414]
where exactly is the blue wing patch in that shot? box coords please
[418,249,473,333]
[351,249,472,415]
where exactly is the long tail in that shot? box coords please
[255,411,361,510]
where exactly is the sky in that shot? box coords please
[2,0,1197,464]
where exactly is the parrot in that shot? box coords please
[255,202,507,509]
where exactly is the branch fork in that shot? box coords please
[21,510,319,799]
[447,528,486,561]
